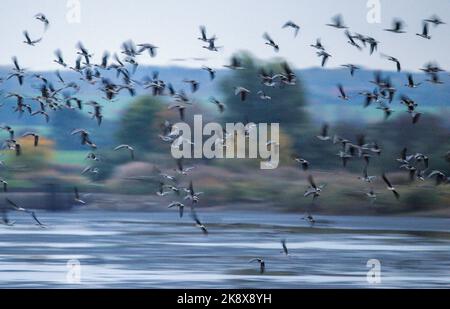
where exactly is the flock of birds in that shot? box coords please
[0,12,449,274]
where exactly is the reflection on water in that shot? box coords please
[1,210,450,288]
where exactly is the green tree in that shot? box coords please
[116,95,165,151]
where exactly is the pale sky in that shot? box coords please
[0,0,449,71]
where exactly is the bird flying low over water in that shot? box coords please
[249,258,265,273]
[304,175,325,200]
[281,239,289,256]
[191,207,208,235]
[5,198,46,228]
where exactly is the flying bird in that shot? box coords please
[114,144,135,160]
[263,32,279,52]
[382,173,400,200]
[384,19,406,33]
[282,21,300,37]
[23,30,42,46]
[249,258,265,274]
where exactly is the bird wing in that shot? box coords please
[382,173,393,188]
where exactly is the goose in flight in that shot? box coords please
[198,25,217,43]
[184,181,203,204]
[202,66,216,80]
[341,64,360,76]
[168,202,185,218]
[53,49,67,67]
[358,167,376,183]
[281,239,289,256]
[384,19,406,33]
[175,159,195,175]
[405,74,421,88]
[317,51,331,67]
[224,56,244,70]
[263,32,279,52]
[210,97,225,113]
[235,87,251,101]
[168,103,187,121]
[73,187,86,205]
[282,21,300,37]
[183,79,200,93]
[137,43,158,57]
[114,145,135,160]
[381,54,401,72]
[76,42,93,65]
[310,38,325,50]
[31,110,50,123]
[156,182,171,196]
[291,154,309,171]
[428,170,449,186]
[191,207,208,235]
[23,30,42,46]
[326,14,348,29]
[416,22,431,39]
[202,40,221,52]
[21,132,39,147]
[345,30,362,50]
[317,123,331,141]
[5,198,46,228]
[304,175,325,200]
[257,90,271,100]
[382,173,400,200]
[35,13,49,30]
[249,258,265,274]
[337,84,349,100]
[426,72,443,85]
[424,15,445,26]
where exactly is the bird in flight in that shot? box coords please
[249,258,265,274]
[114,145,135,160]
[282,21,300,37]
[382,173,400,200]
[23,30,42,46]
[5,198,46,228]
[326,15,348,29]
[384,19,406,33]
[263,32,279,52]
[35,13,49,31]
[416,22,431,39]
